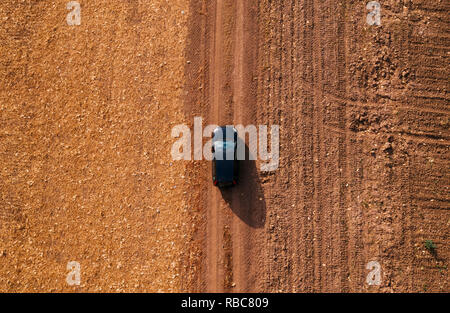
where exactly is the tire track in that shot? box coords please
[206,0,221,292]
[230,0,262,292]
[298,0,316,292]
[206,0,237,292]
[334,0,351,292]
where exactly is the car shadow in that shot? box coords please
[219,138,266,228]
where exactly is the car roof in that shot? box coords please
[215,158,234,182]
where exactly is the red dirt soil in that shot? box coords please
[184,0,449,292]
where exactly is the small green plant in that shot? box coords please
[424,240,437,252]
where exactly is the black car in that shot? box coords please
[211,126,238,187]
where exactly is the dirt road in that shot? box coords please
[185,0,449,292]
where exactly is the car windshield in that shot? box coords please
[214,141,234,151]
